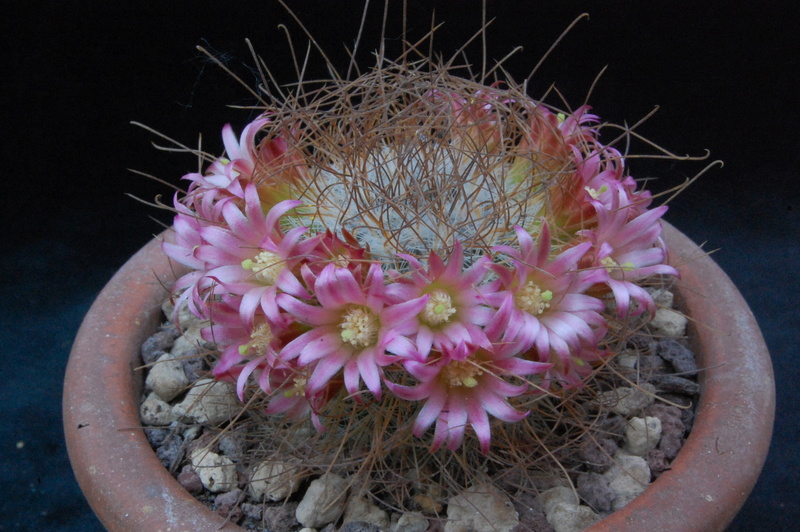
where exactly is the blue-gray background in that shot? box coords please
[2,1,797,530]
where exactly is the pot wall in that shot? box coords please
[587,223,775,531]
[63,236,239,531]
[63,223,774,531]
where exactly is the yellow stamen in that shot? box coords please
[584,184,608,200]
[284,377,308,398]
[441,360,483,388]
[242,251,284,285]
[421,290,457,326]
[515,281,552,316]
[339,306,378,348]
[602,256,635,272]
[238,323,273,356]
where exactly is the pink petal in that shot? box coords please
[307,350,349,393]
[477,389,528,423]
[413,388,447,436]
[444,404,468,451]
[465,400,492,454]
[297,331,344,365]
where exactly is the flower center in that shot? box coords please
[601,256,635,273]
[242,251,284,284]
[584,184,608,200]
[421,290,457,326]
[238,323,273,356]
[515,281,553,316]
[339,306,379,348]
[284,376,308,398]
[441,360,483,388]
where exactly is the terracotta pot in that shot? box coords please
[64,223,774,532]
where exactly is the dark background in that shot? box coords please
[2,1,797,530]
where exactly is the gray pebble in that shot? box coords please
[219,430,247,459]
[141,330,176,365]
[181,355,207,383]
[654,375,700,395]
[339,522,382,532]
[513,492,551,532]
[626,334,657,356]
[263,502,300,532]
[240,503,263,520]
[577,472,616,513]
[156,434,182,470]
[144,427,170,447]
[578,438,618,473]
[177,464,204,494]
[215,488,243,507]
[646,449,670,474]
[657,339,698,375]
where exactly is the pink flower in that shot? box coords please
[176,117,273,217]
[261,362,330,432]
[182,116,312,213]
[580,189,679,317]
[387,241,495,358]
[302,229,370,278]
[197,295,280,379]
[509,105,599,182]
[530,333,610,390]
[388,297,550,453]
[225,350,331,432]
[488,223,607,370]
[189,183,318,328]
[277,262,427,400]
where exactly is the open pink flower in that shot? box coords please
[388,297,550,453]
[195,293,281,380]
[277,262,427,400]
[580,189,679,317]
[488,223,607,371]
[188,183,319,328]
[221,349,331,432]
[387,241,495,359]
[261,361,331,432]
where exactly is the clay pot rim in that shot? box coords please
[63,222,774,532]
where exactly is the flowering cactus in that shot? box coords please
[162,61,678,454]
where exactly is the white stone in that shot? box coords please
[172,378,240,425]
[171,326,207,359]
[649,308,688,338]
[296,473,349,528]
[392,511,429,532]
[648,288,675,309]
[594,384,656,416]
[190,448,237,493]
[344,495,390,529]
[535,486,579,516]
[139,392,176,425]
[603,452,651,510]
[615,352,639,369]
[546,503,602,532]
[145,352,188,402]
[444,483,519,532]
[624,416,662,456]
[249,460,302,502]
